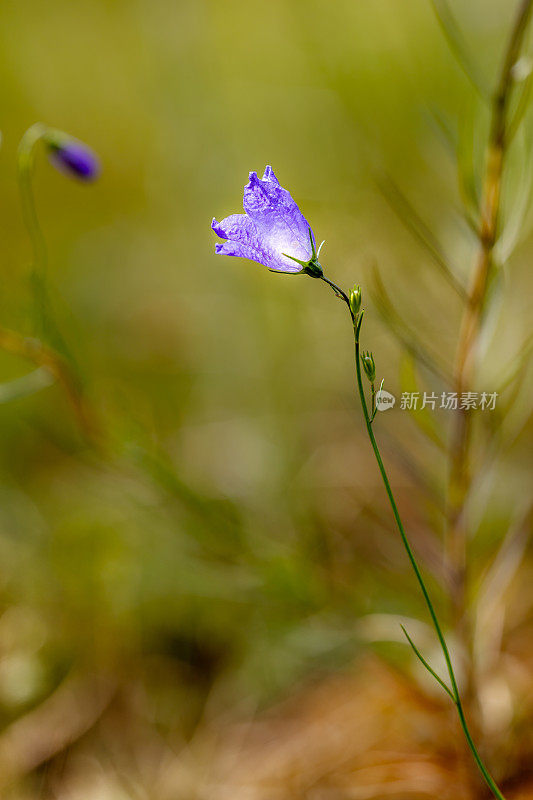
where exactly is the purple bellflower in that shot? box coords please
[43,130,100,182]
[212,166,323,277]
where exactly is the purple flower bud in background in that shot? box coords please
[212,166,319,274]
[43,130,100,181]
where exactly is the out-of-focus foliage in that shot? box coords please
[0,0,531,797]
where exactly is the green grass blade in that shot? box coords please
[400,624,456,702]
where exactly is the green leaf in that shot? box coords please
[400,624,456,702]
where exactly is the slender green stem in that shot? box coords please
[320,274,350,303]
[18,123,49,338]
[320,275,506,800]
[18,124,76,363]
[15,124,102,447]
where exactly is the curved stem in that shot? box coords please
[320,275,351,305]
[320,275,506,800]
[18,123,49,339]
[15,125,103,449]
[18,123,73,362]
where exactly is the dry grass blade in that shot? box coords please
[475,505,532,663]
[0,671,115,788]
[430,0,489,98]
[370,266,450,383]
[427,107,481,234]
[175,658,476,800]
[378,175,467,299]
[399,353,446,451]
[0,366,53,403]
[446,0,533,684]
[457,107,482,229]
[497,331,533,395]
[507,67,533,145]
[375,425,445,516]
[497,129,533,263]
[0,325,102,447]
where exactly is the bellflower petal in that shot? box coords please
[212,166,317,273]
[211,214,257,245]
[262,165,279,184]
[213,225,302,272]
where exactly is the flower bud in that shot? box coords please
[43,129,100,181]
[361,351,376,382]
[349,285,362,316]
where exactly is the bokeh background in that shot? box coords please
[0,0,531,797]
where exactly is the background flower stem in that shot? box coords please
[320,275,507,800]
[18,123,73,358]
[18,123,52,341]
[16,123,102,448]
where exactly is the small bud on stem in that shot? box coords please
[349,285,362,316]
[361,350,376,382]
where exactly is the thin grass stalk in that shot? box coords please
[447,0,533,701]
[15,124,103,449]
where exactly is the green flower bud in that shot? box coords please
[361,351,376,382]
[349,285,362,316]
